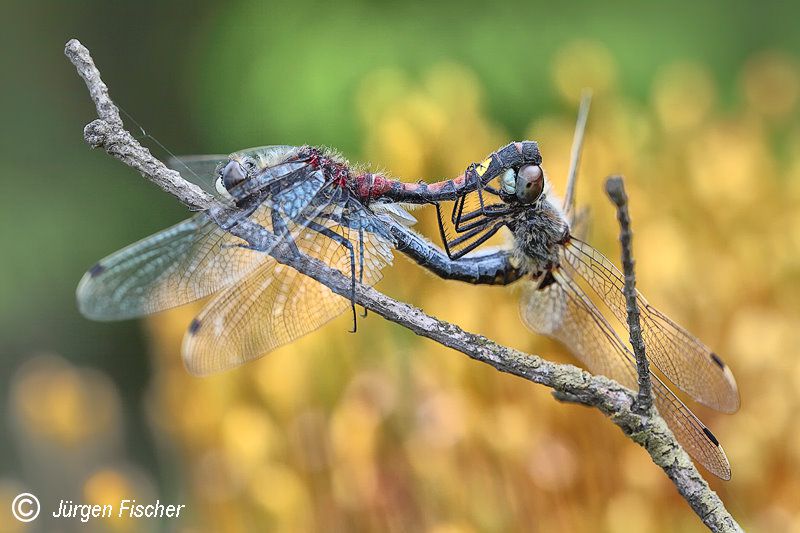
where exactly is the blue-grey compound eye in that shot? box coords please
[515,164,544,204]
[500,168,516,194]
[221,160,246,191]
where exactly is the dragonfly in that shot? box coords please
[77,142,539,375]
[431,95,740,480]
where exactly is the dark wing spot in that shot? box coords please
[702,427,720,447]
[88,263,106,278]
[188,318,202,335]
[710,352,726,369]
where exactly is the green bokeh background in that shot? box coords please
[1,1,798,531]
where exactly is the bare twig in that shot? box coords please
[64,39,742,533]
[605,176,653,412]
[563,89,592,219]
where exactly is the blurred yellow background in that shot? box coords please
[1,1,799,531]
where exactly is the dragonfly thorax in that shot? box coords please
[510,198,569,273]
[213,146,301,200]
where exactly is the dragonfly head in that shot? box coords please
[499,164,545,205]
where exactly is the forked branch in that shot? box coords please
[64,39,741,533]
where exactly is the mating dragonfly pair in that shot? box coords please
[77,104,739,480]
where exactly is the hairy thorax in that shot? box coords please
[510,198,570,274]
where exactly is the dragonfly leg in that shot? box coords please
[358,226,368,318]
[271,209,301,256]
[303,220,359,333]
[435,209,509,260]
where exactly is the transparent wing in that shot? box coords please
[371,202,418,227]
[77,212,271,321]
[182,196,394,375]
[167,154,227,195]
[79,153,319,322]
[562,239,739,413]
[520,267,731,480]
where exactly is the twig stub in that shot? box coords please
[65,39,123,128]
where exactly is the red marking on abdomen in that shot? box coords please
[356,171,467,201]
[355,173,393,200]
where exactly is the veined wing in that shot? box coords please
[76,213,267,320]
[182,192,394,375]
[562,239,739,413]
[78,152,321,321]
[519,267,731,480]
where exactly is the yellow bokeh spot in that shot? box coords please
[741,50,800,118]
[552,40,617,103]
[688,122,769,206]
[430,523,478,533]
[84,469,133,508]
[636,221,690,292]
[526,433,578,492]
[653,61,716,132]
[330,398,380,462]
[249,463,310,526]
[728,307,791,369]
[253,346,310,414]
[11,355,119,447]
[604,492,657,533]
[221,405,277,474]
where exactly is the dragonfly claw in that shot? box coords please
[349,303,358,333]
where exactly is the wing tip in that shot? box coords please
[75,271,139,322]
[700,425,733,481]
[75,268,103,320]
[712,356,741,414]
[188,318,202,335]
[88,262,107,278]
[181,335,206,377]
[181,319,220,377]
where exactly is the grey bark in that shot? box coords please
[605,176,653,413]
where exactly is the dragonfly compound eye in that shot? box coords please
[500,168,516,195]
[516,164,544,204]
[221,159,247,191]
